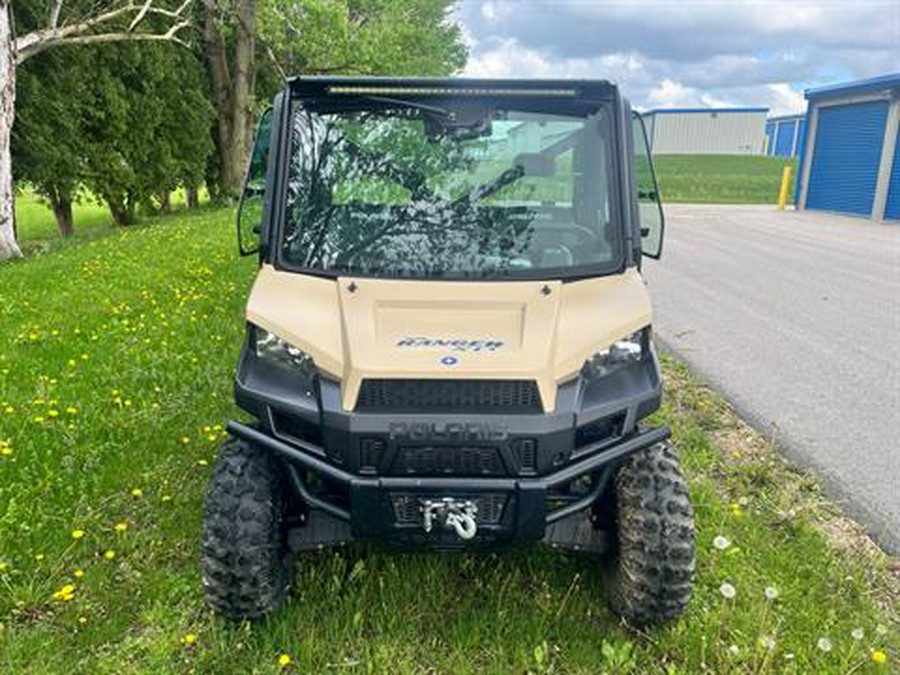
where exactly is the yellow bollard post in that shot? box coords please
[778,165,792,210]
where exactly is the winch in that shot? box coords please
[420,498,479,540]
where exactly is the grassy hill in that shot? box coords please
[0,208,896,673]
[653,155,799,204]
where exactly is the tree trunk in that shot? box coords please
[0,2,22,260]
[158,190,171,213]
[106,194,134,226]
[186,185,199,209]
[50,192,74,237]
[203,0,256,198]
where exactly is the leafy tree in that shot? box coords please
[12,46,90,236]
[13,39,213,230]
[78,42,214,225]
[200,0,467,199]
[1,0,192,259]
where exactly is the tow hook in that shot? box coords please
[421,498,478,540]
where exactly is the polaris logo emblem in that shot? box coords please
[388,421,509,442]
[396,336,504,352]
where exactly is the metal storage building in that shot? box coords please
[765,114,806,157]
[796,73,900,221]
[644,107,768,155]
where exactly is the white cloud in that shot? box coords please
[463,39,557,79]
[766,83,806,116]
[455,0,900,111]
[647,79,698,108]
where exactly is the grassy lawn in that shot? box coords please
[0,208,896,673]
[13,188,207,254]
[14,190,113,249]
[653,155,799,204]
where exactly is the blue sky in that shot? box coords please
[453,1,899,114]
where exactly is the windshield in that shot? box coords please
[279,97,621,279]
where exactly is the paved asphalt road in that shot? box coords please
[643,204,900,554]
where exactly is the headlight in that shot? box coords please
[253,326,316,378]
[581,329,646,380]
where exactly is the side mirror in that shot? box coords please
[632,112,665,259]
[237,108,273,256]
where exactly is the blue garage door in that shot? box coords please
[774,120,796,156]
[806,100,889,216]
[884,123,900,221]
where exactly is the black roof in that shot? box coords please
[287,75,618,101]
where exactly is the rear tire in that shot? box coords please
[201,438,291,619]
[604,441,695,624]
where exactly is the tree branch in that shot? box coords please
[49,0,65,29]
[16,1,194,64]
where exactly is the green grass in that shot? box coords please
[13,188,207,255]
[653,155,799,204]
[14,190,112,248]
[0,208,896,673]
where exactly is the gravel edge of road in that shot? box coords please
[656,336,900,556]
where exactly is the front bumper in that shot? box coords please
[231,341,666,545]
[228,420,669,544]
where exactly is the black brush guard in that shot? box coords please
[227,420,669,549]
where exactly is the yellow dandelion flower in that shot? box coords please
[183,633,198,645]
[73,569,85,578]
[180,437,191,444]
[198,459,209,466]
[1,445,12,457]
[161,495,172,503]
[4,406,14,413]
[114,522,128,533]
[78,616,87,624]
[130,488,143,497]
[48,410,59,418]
[277,654,292,667]
[71,529,86,540]
[112,390,120,396]
[124,400,132,407]
[35,553,45,561]
[0,562,8,572]
[872,650,887,663]
[66,407,78,415]
[52,584,77,601]
[206,434,217,441]
[103,549,116,561]
[80,354,89,360]
[67,360,77,368]
[33,416,45,423]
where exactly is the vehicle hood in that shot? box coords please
[246,265,652,412]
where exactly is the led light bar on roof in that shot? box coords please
[327,86,578,97]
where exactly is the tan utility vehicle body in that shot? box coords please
[202,77,695,625]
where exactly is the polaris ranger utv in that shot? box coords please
[202,76,695,625]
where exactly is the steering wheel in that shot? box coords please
[528,223,598,263]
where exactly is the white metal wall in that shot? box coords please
[648,111,767,155]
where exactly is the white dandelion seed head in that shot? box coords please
[851,628,864,640]
[728,644,740,656]
[817,637,833,653]
[713,535,731,551]
[784,653,795,661]
[764,586,779,601]
[719,582,737,599]
[875,624,888,636]
[759,635,776,651]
